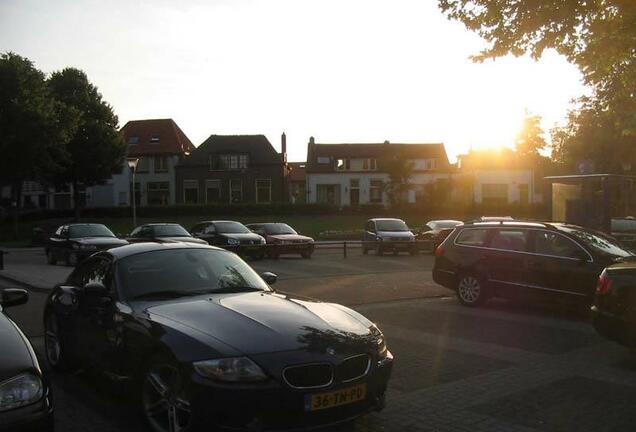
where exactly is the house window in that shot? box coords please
[147,182,170,205]
[230,179,242,203]
[482,184,508,205]
[154,156,168,173]
[370,179,383,203]
[136,157,149,173]
[150,136,160,143]
[337,159,350,170]
[256,179,272,203]
[349,178,360,206]
[216,154,249,170]
[239,154,248,169]
[370,159,377,170]
[128,136,139,145]
[206,179,222,203]
[425,159,437,170]
[183,180,199,204]
[317,156,330,164]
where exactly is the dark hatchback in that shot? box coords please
[45,223,128,266]
[43,243,392,431]
[126,223,208,246]
[416,220,463,252]
[0,289,53,431]
[190,220,266,259]
[591,260,636,346]
[433,221,636,307]
[246,223,315,259]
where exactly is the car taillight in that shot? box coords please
[435,244,445,257]
[596,270,613,296]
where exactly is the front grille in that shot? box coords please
[283,363,333,389]
[337,354,371,382]
[240,239,257,245]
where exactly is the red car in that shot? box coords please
[246,223,315,259]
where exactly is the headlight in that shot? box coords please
[259,238,266,244]
[193,357,267,382]
[227,238,240,245]
[376,335,388,359]
[376,237,383,242]
[0,373,43,412]
[409,236,416,242]
[79,244,97,250]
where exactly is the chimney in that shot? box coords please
[281,132,287,162]
[309,136,315,145]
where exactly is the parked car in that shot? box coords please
[1,288,54,431]
[433,220,636,307]
[43,243,393,432]
[45,223,128,266]
[591,259,636,346]
[126,223,208,245]
[362,218,417,256]
[246,223,315,259]
[190,220,266,259]
[611,216,636,247]
[417,220,463,251]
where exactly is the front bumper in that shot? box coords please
[378,241,416,251]
[267,244,315,256]
[188,352,393,431]
[0,387,54,432]
[222,245,266,256]
[591,306,636,347]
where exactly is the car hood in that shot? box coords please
[74,237,129,246]
[146,292,373,355]
[157,236,208,245]
[377,230,414,238]
[267,234,313,242]
[220,233,263,240]
[0,313,38,382]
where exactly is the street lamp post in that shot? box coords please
[127,158,139,228]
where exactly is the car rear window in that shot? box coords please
[455,229,489,246]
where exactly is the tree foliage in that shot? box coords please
[515,112,546,157]
[382,152,415,207]
[48,68,126,216]
[438,0,636,134]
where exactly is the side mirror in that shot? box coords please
[84,282,109,297]
[1,288,29,308]
[261,272,278,285]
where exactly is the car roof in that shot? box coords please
[368,218,405,222]
[245,222,286,226]
[65,223,107,227]
[427,219,463,224]
[105,242,224,259]
[461,220,552,229]
[199,220,243,224]
[142,223,182,227]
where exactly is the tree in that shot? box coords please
[438,0,636,135]
[0,52,68,237]
[47,68,126,220]
[382,151,415,207]
[515,112,547,157]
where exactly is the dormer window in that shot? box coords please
[210,154,249,170]
[128,136,139,144]
[150,136,160,143]
[317,156,330,164]
[336,159,350,170]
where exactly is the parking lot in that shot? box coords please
[2,247,636,431]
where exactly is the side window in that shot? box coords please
[54,226,64,237]
[190,224,204,235]
[60,226,69,238]
[130,226,142,237]
[139,226,153,238]
[456,229,489,246]
[490,229,528,252]
[533,231,583,259]
[204,224,217,234]
[366,221,375,232]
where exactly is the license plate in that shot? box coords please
[304,384,367,411]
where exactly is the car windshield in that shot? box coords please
[118,249,270,299]
[214,222,251,234]
[154,225,191,237]
[376,220,409,232]
[429,221,461,230]
[558,226,635,258]
[68,224,115,238]
[264,223,297,235]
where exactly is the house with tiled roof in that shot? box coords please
[287,162,307,203]
[305,137,452,206]
[87,119,195,207]
[175,133,288,204]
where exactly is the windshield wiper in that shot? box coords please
[131,290,201,299]
[207,286,265,294]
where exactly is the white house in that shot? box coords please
[305,138,453,206]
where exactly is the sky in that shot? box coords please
[0,0,586,162]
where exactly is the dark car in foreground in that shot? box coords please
[591,260,636,346]
[1,289,53,431]
[190,220,266,259]
[417,220,462,252]
[45,223,128,266]
[43,243,392,431]
[433,220,636,307]
[126,223,208,246]
[246,223,315,259]
[362,218,417,256]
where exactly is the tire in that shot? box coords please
[456,273,487,307]
[44,311,78,372]
[141,355,194,432]
[46,250,57,265]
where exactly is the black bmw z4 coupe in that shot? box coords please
[43,242,393,431]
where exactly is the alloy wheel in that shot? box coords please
[142,365,192,432]
[458,275,481,305]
